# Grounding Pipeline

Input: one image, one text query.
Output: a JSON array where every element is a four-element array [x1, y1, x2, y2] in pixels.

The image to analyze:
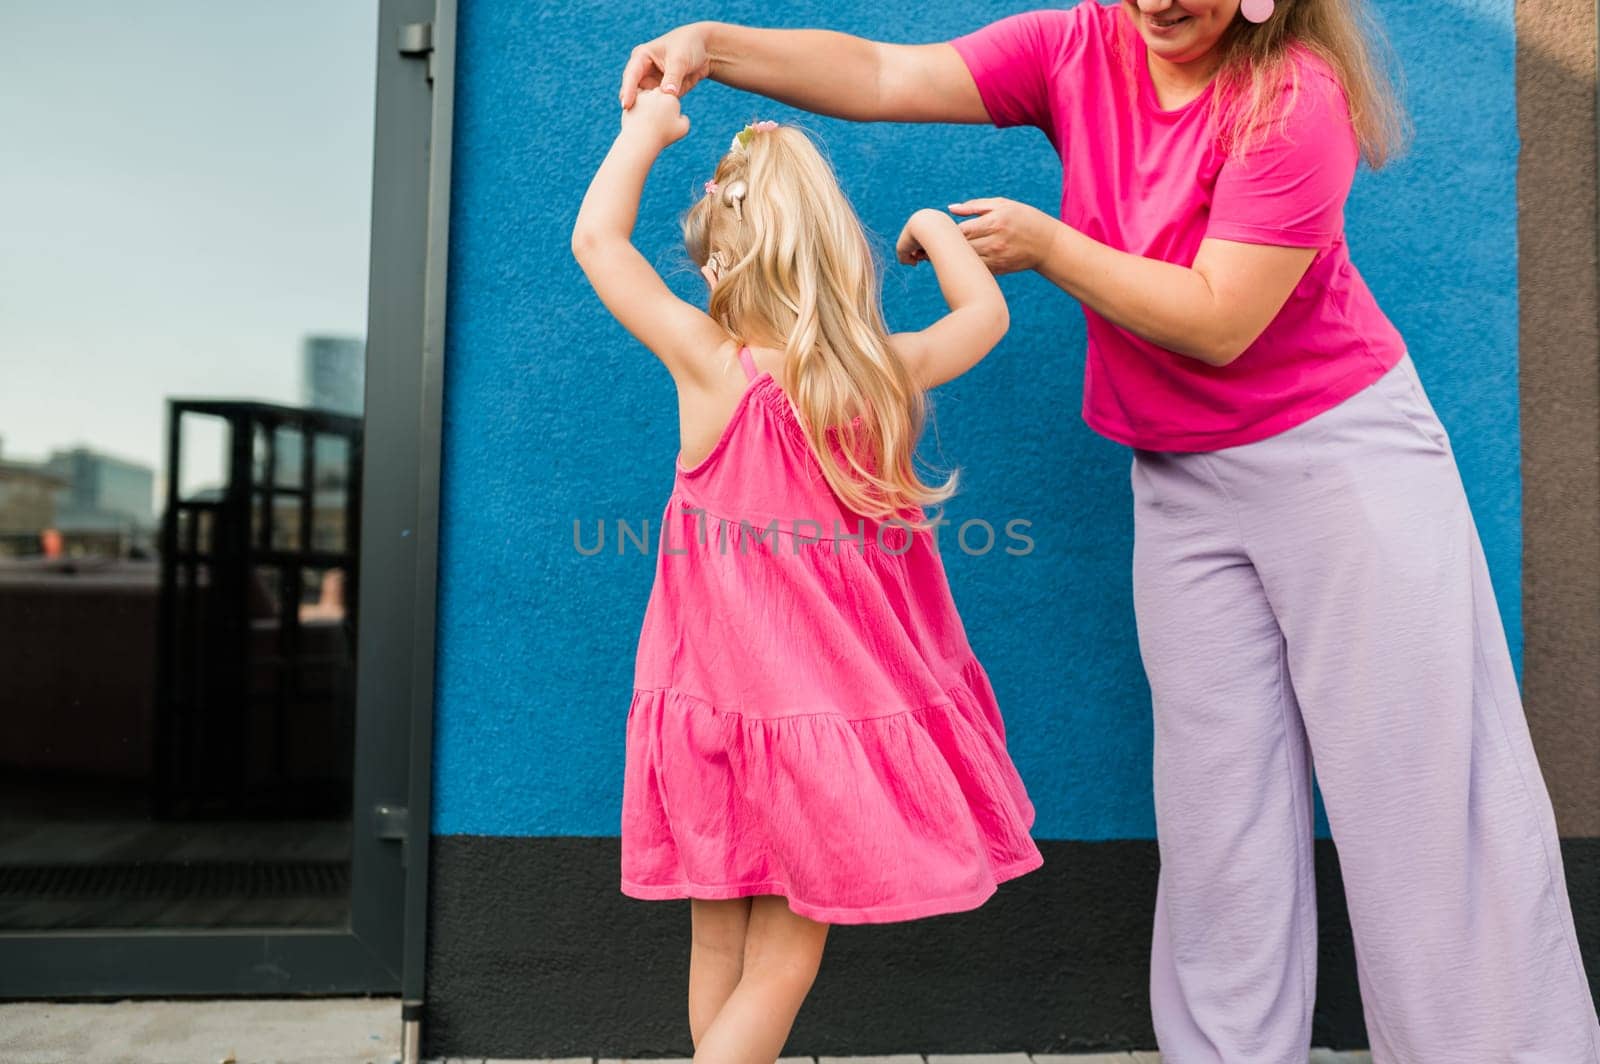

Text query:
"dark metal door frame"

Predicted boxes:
[[0, 0, 452, 999]]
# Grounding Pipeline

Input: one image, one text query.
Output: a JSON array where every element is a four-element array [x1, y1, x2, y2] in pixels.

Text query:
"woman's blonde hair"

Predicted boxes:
[[682, 123, 955, 525], [1116, 0, 1411, 167]]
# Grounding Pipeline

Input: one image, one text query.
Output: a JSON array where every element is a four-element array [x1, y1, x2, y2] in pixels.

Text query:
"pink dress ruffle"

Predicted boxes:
[[621, 346, 1043, 924]]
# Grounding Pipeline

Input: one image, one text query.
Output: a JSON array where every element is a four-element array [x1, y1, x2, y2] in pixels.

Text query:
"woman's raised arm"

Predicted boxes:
[[618, 21, 990, 125]]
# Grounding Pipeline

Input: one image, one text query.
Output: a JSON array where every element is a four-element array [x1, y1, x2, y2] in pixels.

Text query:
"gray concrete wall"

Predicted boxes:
[[1518, 0, 1600, 837]]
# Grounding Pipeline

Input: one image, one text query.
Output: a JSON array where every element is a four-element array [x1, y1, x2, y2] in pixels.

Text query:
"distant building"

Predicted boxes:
[[0, 446, 162, 558], [0, 457, 67, 557], [299, 337, 363, 518], [45, 447, 156, 531], [19, 444, 159, 556], [300, 335, 365, 417]]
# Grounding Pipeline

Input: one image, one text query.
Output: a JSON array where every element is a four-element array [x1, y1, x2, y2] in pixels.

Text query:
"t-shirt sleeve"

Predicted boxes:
[[1206, 70, 1359, 248], [948, 5, 1088, 131]]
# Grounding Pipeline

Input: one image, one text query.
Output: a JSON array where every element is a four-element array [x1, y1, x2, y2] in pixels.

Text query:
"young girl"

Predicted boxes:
[[571, 89, 1042, 1063]]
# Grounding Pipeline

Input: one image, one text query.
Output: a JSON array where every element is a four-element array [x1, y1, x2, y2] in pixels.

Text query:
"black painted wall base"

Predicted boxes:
[[424, 836, 1600, 1059]]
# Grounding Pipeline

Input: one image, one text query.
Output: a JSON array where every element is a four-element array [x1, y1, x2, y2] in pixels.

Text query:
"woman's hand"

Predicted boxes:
[[895, 208, 958, 266], [619, 88, 691, 151], [948, 197, 1063, 276], [620, 23, 713, 108]]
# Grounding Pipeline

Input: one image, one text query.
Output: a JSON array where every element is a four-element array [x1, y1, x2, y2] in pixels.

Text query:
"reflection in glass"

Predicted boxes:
[[274, 425, 304, 490], [178, 413, 230, 504], [0, 3, 377, 932], [273, 491, 303, 550]]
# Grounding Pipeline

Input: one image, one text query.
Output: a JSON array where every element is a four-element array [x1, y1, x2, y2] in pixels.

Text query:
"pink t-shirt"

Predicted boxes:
[[949, 0, 1407, 451]]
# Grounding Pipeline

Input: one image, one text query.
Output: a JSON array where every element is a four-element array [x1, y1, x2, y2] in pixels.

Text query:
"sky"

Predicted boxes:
[[0, 2, 378, 500]]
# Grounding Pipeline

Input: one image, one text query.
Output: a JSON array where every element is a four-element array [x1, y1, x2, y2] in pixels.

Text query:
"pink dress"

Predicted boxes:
[[621, 345, 1043, 924]]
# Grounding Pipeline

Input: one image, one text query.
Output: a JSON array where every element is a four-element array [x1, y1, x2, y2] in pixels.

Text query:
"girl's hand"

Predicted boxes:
[[620, 23, 712, 108], [620, 88, 691, 151], [895, 208, 956, 266], [948, 197, 1062, 276]]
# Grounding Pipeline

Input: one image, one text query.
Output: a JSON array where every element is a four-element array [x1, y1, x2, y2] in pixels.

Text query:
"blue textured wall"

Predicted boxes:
[[433, 0, 1519, 840]]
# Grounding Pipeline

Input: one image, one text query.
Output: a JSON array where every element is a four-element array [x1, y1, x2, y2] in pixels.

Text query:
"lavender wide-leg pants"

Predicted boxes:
[[1131, 353, 1600, 1064]]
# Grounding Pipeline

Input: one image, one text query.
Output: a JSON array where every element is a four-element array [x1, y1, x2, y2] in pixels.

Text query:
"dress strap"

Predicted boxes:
[[736, 345, 759, 382]]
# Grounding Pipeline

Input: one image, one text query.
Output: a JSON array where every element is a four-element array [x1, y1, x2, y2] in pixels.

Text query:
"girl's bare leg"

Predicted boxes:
[[692, 895, 829, 1064], [688, 897, 753, 1048]]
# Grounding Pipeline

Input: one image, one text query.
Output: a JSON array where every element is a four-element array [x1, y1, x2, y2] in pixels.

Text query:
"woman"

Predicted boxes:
[[617, 1, 1600, 1061]]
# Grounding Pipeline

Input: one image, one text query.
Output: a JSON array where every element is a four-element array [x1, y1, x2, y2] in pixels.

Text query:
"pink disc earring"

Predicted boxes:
[[1241, 0, 1275, 22]]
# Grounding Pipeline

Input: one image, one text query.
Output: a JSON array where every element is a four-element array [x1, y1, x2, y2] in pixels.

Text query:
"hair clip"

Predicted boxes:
[[703, 180, 720, 196], [723, 178, 748, 221], [731, 120, 780, 152]]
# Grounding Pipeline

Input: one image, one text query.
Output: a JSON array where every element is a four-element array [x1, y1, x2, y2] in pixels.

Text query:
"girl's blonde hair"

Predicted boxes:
[[682, 124, 955, 525], [1115, 0, 1411, 167]]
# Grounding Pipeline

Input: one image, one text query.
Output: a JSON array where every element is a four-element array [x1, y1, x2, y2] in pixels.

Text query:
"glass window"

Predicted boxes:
[[0, 2, 377, 932]]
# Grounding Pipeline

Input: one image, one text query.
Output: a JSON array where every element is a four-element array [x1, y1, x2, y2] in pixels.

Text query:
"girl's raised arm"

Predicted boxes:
[[889, 208, 1010, 390], [571, 90, 727, 386]]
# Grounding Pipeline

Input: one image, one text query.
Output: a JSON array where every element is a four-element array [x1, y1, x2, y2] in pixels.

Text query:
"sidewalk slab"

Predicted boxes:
[[0, 996, 1379, 1064], [480, 1055, 1372, 1063], [0, 997, 399, 1064]]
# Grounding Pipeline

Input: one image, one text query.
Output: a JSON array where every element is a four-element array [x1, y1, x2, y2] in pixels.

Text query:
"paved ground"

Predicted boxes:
[[443, 1055, 1372, 1064], [434, 1056, 1372, 1064], [2, 998, 398, 1064], [0, 998, 1372, 1064]]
